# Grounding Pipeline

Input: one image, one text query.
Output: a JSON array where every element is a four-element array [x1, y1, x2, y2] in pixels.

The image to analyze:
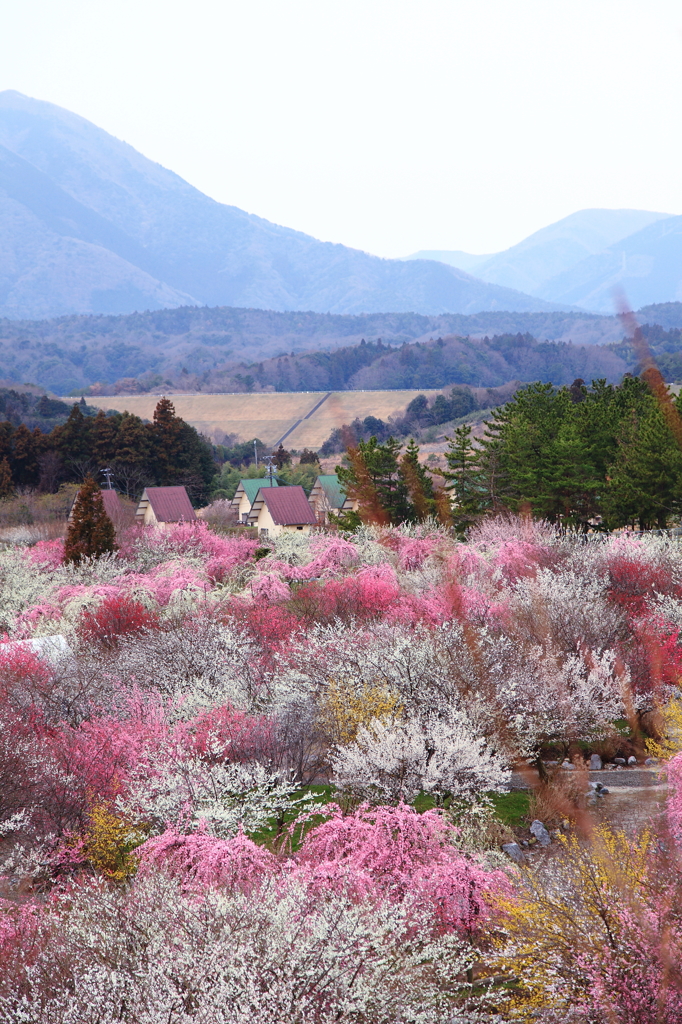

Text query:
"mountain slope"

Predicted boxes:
[[535, 216, 682, 312], [472, 209, 670, 295], [0, 90, 562, 319], [402, 249, 493, 272]]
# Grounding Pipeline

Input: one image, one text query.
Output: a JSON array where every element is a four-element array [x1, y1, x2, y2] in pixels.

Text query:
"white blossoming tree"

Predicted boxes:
[[331, 709, 510, 804]]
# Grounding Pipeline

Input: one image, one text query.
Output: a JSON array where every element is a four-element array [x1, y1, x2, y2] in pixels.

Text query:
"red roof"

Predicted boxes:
[[258, 486, 317, 525], [100, 490, 122, 519], [144, 486, 197, 523]]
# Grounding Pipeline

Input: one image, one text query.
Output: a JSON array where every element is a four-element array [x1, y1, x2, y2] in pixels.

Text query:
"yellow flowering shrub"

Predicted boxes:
[[321, 678, 402, 745], [646, 695, 682, 761], [491, 825, 653, 1021], [80, 803, 147, 881]]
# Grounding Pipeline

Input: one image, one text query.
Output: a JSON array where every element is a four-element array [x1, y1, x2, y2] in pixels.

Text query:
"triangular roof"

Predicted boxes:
[[69, 486, 122, 522], [311, 474, 345, 510], [139, 486, 196, 523], [100, 489, 123, 520], [235, 477, 279, 508], [249, 485, 317, 526]]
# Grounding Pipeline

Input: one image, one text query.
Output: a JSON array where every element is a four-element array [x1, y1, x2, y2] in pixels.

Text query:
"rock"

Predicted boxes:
[[599, 786, 609, 795], [521, 840, 529, 847], [544, 760, 559, 767], [645, 757, 657, 766], [589, 754, 603, 770], [529, 820, 551, 847], [562, 761, 576, 771], [502, 842, 526, 864], [614, 757, 626, 765], [628, 756, 637, 765], [587, 781, 598, 791], [561, 819, 570, 830]]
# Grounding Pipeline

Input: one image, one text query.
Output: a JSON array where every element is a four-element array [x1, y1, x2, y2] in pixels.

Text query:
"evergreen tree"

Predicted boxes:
[[274, 444, 292, 469], [63, 477, 117, 565], [399, 438, 436, 521], [11, 424, 42, 487], [299, 448, 320, 465], [53, 405, 93, 463], [0, 457, 14, 498], [150, 398, 185, 484], [337, 436, 413, 525], [441, 424, 486, 534], [603, 405, 682, 530], [92, 409, 118, 464]]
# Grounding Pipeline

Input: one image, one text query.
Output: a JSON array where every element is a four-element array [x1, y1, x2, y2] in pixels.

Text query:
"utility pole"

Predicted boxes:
[[262, 455, 277, 485], [254, 440, 258, 467], [101, 467, 114, 490]]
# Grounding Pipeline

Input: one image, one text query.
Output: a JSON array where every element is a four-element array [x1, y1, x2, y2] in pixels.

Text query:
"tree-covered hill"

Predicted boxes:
[[3, 302, 682, 396]]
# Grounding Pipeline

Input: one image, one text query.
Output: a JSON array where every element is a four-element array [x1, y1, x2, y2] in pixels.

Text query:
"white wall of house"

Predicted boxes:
[[252, 504, 312, 539], [237, 490, 252, 522]]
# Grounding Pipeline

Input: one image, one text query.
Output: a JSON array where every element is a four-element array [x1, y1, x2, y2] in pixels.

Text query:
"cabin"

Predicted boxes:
[[308, 473, 346, 524], [230, 477, 279, 524], [135, 486, 197, 529], [247, 485, 317, 539], [69, 487, 122, 524]]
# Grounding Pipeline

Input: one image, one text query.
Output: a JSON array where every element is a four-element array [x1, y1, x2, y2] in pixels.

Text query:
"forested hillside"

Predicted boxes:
[[2, 302, 682, 397], [0, 305, 622, 396], [0, 398, 215, 503]]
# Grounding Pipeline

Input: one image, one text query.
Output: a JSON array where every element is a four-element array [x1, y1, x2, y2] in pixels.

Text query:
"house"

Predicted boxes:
[[247, 485, 317, 538], [135, 486, 197, 529], [69, 487, 122, 523], [231, 477, 279, 524], [308, 473, 346, 524]]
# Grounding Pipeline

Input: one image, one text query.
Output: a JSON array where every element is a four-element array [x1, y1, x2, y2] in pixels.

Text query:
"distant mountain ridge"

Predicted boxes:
[[1, 301, 680, 397], [0, 90, 563, 320], [404, 209, 681, 312]]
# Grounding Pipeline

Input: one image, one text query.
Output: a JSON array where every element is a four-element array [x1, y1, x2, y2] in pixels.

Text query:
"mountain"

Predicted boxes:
[[404, 210, 671, 300], [402, 250, 493, 273], [465, 209, 670, 295], [534, 216, 682, 312], [0, 90, 563, 320]]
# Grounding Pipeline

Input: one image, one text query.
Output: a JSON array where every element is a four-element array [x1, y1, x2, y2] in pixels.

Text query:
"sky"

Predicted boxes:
[[1, 0, 682, 259]]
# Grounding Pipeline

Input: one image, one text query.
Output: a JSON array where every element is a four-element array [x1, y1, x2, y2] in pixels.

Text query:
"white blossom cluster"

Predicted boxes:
[[0, 873, 485, 1024]]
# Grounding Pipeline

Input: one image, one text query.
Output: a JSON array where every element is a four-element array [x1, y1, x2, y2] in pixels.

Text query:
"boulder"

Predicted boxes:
[[614, 757, 626, 765], [562, 761, 576, 771], [529, 820, 551, 847], [628, 756, 637, 765], [589, 754, 602, 770], [502, 842, 526, 865]]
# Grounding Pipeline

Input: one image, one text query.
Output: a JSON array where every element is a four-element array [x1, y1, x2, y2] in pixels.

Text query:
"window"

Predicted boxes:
[[297, 526, 303, 530], [260, 528, 269, 539]]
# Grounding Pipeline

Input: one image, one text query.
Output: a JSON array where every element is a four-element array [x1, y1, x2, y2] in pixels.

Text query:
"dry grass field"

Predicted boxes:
[[89, 390, 446, 449]]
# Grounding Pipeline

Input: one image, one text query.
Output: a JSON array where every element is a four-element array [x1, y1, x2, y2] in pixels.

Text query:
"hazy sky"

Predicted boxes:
[[1, 0, 682, 258]]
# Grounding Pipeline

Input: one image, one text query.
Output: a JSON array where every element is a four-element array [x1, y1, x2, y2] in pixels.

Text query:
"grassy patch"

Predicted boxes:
[[249, 785, 335, 850], [488, 791, 531, 829]]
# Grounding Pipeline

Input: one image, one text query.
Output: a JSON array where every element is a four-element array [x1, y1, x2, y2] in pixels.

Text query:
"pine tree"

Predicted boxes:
[[0, 457, 13, 498], [399, 439, 436, 521], [441, 424, 487, 533], [150, 398, 184, 484], [337, 436, 414, 525], [63, 477, 117, 565], [11, 424, 42, 487], [274, 444, 292, 469]]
